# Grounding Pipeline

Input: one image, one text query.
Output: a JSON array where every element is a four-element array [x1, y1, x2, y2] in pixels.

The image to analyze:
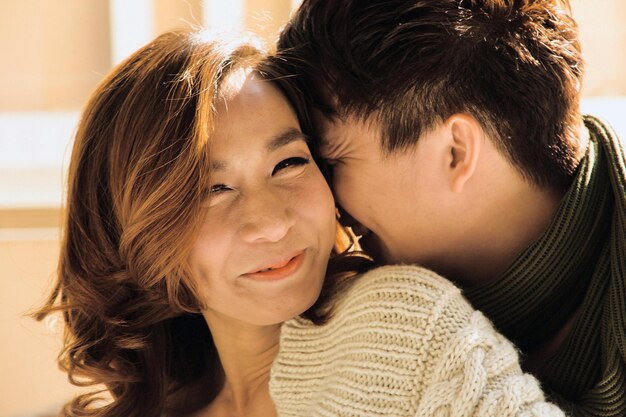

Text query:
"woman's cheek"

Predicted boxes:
[[299, 174, 336, 244]]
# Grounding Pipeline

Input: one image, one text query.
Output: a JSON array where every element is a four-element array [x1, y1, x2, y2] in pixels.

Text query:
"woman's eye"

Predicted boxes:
[[272, 157, 310, 175], [209, 184, 231, 194]]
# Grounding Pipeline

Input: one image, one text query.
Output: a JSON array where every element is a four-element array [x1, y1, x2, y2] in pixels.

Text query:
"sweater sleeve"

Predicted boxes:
[[271, 265, 565, 417], [415, 291, 564, 416], [396, 266, 565, 417]]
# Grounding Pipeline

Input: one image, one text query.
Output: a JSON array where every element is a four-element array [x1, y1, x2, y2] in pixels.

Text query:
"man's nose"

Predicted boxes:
[[239, 190, 295, 243]]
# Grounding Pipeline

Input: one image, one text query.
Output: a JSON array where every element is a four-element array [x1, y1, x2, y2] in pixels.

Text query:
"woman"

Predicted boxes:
[[36, 29, 564, 417]]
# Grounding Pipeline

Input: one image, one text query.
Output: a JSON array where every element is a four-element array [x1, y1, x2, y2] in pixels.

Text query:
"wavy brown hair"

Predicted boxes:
[[35, 29, 370, 417]]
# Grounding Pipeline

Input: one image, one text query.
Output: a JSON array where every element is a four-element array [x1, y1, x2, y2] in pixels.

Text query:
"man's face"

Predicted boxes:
[[315, 112, 454, 266]]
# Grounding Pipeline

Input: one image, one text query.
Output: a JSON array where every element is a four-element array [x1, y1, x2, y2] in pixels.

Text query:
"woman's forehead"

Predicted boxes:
[[218, 67, 256, 101]]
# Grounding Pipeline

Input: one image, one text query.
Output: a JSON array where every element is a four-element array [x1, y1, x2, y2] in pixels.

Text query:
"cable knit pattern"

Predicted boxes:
[[270, 265, 565, 416]]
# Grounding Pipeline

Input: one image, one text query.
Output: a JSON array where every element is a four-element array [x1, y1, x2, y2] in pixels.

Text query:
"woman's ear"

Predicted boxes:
[[445, 114, 483, 193]]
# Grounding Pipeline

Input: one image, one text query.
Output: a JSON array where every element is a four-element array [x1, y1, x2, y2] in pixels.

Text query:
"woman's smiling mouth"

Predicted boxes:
[[242, 250, 306, 281]]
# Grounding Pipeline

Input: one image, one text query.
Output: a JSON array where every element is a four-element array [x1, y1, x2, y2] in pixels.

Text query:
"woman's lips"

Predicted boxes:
[[242, 251, 306, 281]]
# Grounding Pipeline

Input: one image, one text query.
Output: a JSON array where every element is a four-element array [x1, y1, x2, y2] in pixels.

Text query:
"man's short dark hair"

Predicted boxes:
[[271, 0, 585, 190]]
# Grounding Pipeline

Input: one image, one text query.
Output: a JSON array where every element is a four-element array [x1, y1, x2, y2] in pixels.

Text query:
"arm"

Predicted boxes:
[[271, 265, 565, 416], [414, 278, 564, 416]]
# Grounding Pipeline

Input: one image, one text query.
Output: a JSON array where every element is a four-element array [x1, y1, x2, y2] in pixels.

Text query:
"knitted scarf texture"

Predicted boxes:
[[464, 116, 626, 416]]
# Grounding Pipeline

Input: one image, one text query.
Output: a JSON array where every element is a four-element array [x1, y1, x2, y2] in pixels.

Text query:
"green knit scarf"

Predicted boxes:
[[464, 115, 626, 416]]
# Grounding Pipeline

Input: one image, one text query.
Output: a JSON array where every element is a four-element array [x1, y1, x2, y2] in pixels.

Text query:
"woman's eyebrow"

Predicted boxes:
[[267, 128, 309, 152], [210, 128, 309, 172], [211, 160, 227, 172]]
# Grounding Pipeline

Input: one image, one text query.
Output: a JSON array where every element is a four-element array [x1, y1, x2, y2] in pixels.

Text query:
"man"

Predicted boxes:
[[271, 0, 626, 415]]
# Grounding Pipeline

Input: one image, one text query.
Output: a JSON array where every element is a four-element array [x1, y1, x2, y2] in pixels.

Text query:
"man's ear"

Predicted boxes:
[[445, 114, 482, 193]]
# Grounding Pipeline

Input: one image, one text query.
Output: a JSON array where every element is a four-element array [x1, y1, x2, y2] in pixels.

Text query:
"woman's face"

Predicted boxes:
[[188, 70, 336, 327]]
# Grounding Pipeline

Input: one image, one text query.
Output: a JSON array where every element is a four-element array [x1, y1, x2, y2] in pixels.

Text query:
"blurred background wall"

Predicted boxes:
[[0, 1, 625, 415]]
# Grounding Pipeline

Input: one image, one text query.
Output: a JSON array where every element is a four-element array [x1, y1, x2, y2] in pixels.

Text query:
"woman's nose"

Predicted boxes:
[[239, 189, 295, 243]]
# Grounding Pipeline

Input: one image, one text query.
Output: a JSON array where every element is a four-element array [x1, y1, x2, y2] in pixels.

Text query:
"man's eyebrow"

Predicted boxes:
[[210, 128, 308, 172], [267, 128, 309, 152]]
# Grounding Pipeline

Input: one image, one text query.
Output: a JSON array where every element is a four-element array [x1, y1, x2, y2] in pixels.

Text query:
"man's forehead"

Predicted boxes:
[[318, 112, 379, 138], [313, 111, 384, 158]]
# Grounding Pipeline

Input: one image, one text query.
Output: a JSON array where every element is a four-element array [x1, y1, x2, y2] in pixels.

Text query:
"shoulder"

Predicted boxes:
[[274, 266, 563, 416], [278, 264, 487, 364], [345, 264, 462, 297], [282, 265, 476, 347], [334, 264, 472, 322], [284, 264, 475, 335]]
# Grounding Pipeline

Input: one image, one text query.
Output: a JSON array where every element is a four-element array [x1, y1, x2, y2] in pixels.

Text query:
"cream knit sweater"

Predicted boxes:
[[270, 265, 565, 416]]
